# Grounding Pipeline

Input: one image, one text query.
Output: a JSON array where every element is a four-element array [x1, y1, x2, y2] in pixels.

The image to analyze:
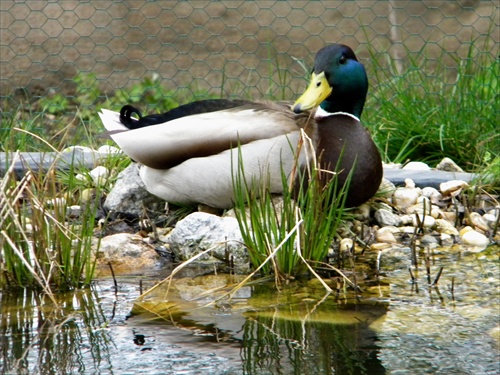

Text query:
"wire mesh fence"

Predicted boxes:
[[0, 1, 498, 139]]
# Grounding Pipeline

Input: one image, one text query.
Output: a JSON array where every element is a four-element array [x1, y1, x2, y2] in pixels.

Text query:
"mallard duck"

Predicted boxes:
[[99, 44, 382, 209]]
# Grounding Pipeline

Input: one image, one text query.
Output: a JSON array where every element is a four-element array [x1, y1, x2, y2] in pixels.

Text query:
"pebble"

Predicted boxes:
[[98, 145, 122, 155], [353, 204, 370, 221], [436, 157, 464, 172], [374, 208, 401, 227], [420, 234, 439, 245], [89, 166, 109, 186], [377, 178, 396, 198], [402, 161, 431, 170], [339, 238, 354, 252], [412, 214, 436, 228], [399, 214, 414, 225], [440, 180, 468, 197], [67, 205, 81, 219], [459, 226, 490, 249], [468, 212, 490, 232], [440, 233, 454, 246], [376, 227, 399, 243], [483, 213, 498, 228], [421, 186, 443, 204], [435, 219, 459, 235], [80, 188, 96, 203], [392, 186, 420, 210]]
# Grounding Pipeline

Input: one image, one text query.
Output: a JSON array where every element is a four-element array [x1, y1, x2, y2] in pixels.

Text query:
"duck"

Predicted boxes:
[[98, 44, 382, 209]]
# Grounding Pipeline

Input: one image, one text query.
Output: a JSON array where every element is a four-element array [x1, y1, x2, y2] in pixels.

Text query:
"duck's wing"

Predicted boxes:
[[98, 104, 302, 170]]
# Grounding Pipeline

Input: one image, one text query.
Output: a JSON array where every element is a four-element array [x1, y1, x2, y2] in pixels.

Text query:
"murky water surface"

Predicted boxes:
[[1, 245, 498, 374]]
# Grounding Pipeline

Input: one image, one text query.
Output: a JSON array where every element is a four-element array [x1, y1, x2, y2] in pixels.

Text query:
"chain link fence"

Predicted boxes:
[[0, 1, 498, 117]]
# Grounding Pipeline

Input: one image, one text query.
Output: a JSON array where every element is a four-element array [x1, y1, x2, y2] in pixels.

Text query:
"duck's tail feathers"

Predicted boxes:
[[98, 109, 128, 133]]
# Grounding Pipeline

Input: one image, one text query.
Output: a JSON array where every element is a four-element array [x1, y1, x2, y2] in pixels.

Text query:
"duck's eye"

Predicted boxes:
[[316, 81, 321, 87], [339, 55, 346, 64]]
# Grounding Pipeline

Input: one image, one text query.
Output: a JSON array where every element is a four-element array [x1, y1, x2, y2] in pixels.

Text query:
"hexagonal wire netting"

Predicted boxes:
[[0, 1, 498, 125]]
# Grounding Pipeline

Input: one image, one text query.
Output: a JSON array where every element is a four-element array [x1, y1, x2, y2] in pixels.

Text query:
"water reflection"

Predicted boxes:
[[241, 306, 386, 374], [0, 246, 498, 374], [0, 287, 113, 374], [131, 276, 389, 375]]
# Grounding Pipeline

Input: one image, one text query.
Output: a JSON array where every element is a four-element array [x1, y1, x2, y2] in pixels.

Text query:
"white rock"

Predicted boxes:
[[401, 226, 418, 234], [376, 226, 399, 243], [392, 186, 420, 210], [399, 214, 414, 225], [374, 208, 401, 227], [459, 226, 490, 250], [412, 214, 436, 228], [436, 157, 464, 172], [435, 219, 459, 235], [403, 161, 431, 171], [468, 212, 490, 232], [98, 145, 122, 155], [353, 204, 371, 221], [67, 205, 81, 219], [440, 180, 468, 197], [440, 233, 454, 246], [89, 166, 109, 186], [407, 203, 441, 219], [377, 178, 396, 198], [421, 187, 443, 204], [61, 145, 95, 154], [404, 178, 416, 188], [339, 238, 354, 252], [483, 213, 498, 228], [167, 212, 248, 268], [75, 173, 87, 182], [47, 197, 66, 207]]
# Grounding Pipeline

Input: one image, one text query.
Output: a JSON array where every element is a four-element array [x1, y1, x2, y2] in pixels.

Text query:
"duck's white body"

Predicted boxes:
[[98, 107, 312, 208]]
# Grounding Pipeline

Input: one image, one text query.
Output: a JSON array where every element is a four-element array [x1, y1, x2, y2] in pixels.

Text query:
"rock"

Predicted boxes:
[[420, 234, 438, 245], [421, 186, 443, 204], [166, 212, 248, 270], [459, 226, 490, 250], [440, 180, 468, 197], [467, 212, 490, 232], [435, 219, 460, 235], [104, 164, 165, 220], [439, 211, 457, 225], [483, 213, 498, 228], [339, 238, 354, 252], [403, 161, 431, 171], [440, 233, 454, 246], [436, 157, 464, 172], [392, 184, 420, 210], [353, 203, 371, 221], [94, 233, 160, 275], [376, 226, 399, 243], [375, 208, 402, 227], [98, 145, 122, 155], [377, 178, 396, 198], [407, 202, 442, 219], [412, 213, 436, 229], [399, 214, 414, 225], [89, 166, 109, 186], [67, 205, 81, 219], [404, 178, 417, 189]]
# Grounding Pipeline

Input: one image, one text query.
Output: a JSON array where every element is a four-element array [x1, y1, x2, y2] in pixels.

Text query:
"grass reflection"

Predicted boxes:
[[0, 286, 113, 374]]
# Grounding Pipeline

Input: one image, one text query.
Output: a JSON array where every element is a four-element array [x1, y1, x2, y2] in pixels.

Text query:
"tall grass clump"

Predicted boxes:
[[0, 150, 102, 292], [365, 41, 498, 176], [232, 132, 350, 281]]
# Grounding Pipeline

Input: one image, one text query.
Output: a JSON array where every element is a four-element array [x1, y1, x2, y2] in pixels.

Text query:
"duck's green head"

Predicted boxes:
[[292, 44, 368, 119]]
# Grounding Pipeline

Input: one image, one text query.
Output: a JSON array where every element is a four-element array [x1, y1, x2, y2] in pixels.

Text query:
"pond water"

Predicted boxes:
[[0, 245, 498, 375]]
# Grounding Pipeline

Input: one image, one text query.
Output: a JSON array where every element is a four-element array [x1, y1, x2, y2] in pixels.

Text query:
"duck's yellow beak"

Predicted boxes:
[[291, 71, 332, 113]]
